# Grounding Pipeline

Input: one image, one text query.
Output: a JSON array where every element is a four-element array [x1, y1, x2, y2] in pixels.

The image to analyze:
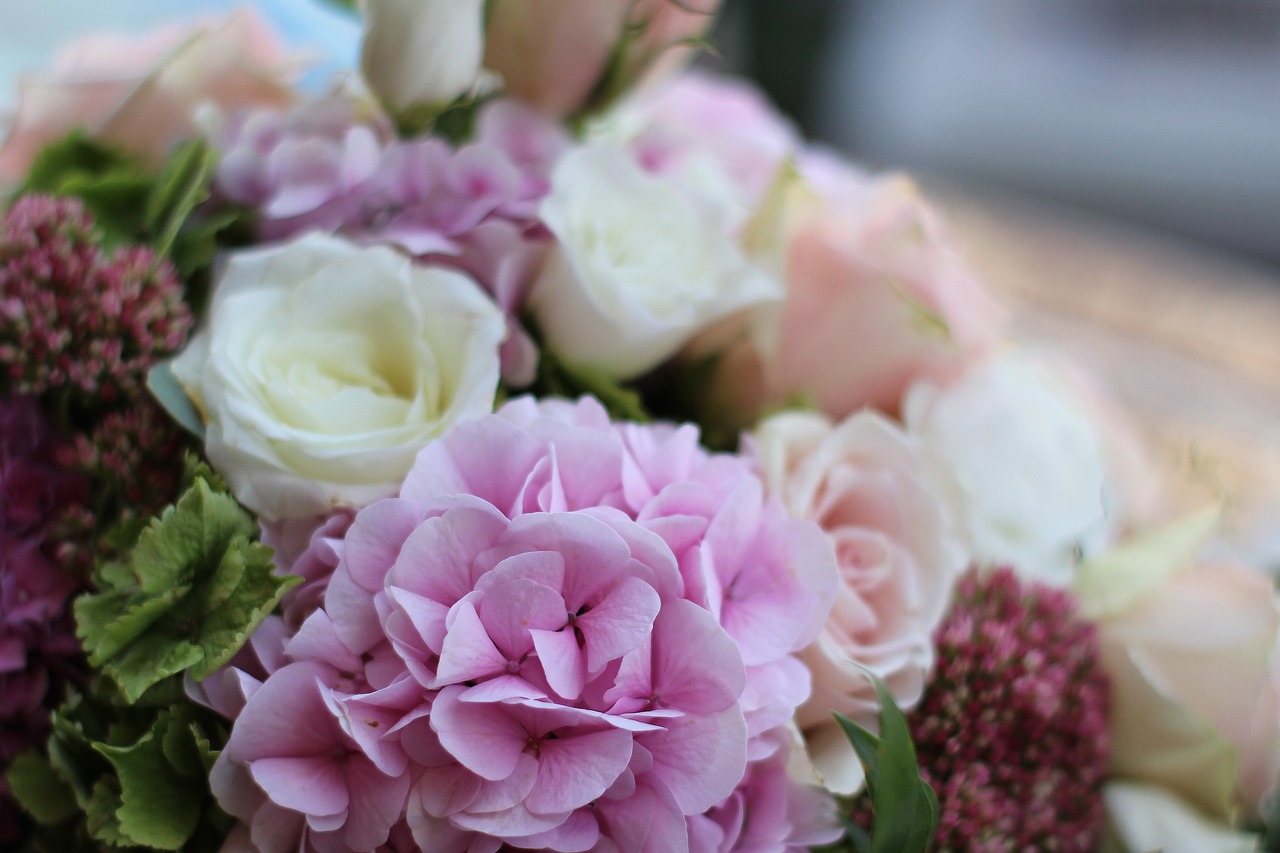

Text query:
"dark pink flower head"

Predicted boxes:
[[209, 397, 838, 851], [0, 196, 192, 403], [902, 567, 1110, 852]]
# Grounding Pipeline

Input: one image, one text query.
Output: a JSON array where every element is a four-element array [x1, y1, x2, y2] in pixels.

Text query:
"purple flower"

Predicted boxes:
[[0, 398, 87, 841], [205, 397, 838, 851], [213, 98, 572, 387]]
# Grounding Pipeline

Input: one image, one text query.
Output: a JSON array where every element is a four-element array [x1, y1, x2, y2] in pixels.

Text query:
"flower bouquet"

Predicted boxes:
[[1, 2, 1277, 852]]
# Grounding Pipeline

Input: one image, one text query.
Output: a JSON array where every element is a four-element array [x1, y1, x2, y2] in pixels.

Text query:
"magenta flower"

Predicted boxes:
[[900, 567, 1110, 852], [0, 196, 192, 403], [206, 397, 837, 851]]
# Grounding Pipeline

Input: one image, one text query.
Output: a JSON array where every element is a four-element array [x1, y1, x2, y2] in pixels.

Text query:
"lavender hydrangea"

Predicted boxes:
[[214, 97, 572, 386]]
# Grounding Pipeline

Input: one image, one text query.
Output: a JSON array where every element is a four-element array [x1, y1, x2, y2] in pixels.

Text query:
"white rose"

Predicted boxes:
[[530, 144, 781, 380], [358, 0, 485, 113], [171, 232, 505, 520], [904, 351, 1110, 585]]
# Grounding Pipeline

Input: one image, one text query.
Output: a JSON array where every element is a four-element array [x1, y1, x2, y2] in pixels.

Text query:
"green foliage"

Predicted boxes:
[[533, 348, 652, 424], [147, 363, 206, 441], [9, 683, 234, 852], [18, 133, 246, 304], [22, 133, 153, 247], [833, 677, 939, 853], [74, 474, 299, 703]]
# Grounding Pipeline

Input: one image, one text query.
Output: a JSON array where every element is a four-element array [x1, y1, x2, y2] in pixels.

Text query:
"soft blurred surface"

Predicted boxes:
[[0, 0, 360, 109]]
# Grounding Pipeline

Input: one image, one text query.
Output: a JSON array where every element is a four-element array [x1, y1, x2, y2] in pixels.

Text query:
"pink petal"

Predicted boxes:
[[639, 706, 748, 814], [478, 577, 568, 660], [577, 577, 661, 673], [431, 686, 527, 781], [434, 598, 510, 688], [249, 755, 348, 817], [389, 504, 510, 605], [468, 752, 539, 812], [526, 728, 633, 814], [343, 498, 432, 591], [341, 756, 411, 850], [530, 627, 587, 701], [509, 808, 601, 852], [412, 765, 481, 818], [225, 662, 339, 762], [650, 600, 746, 714]]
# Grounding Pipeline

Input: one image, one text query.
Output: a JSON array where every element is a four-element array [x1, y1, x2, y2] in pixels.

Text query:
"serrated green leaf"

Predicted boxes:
[[73, 475, 293, 702], [130, 479, 256, 594], [187, 540, 298, 681], [7, 750, 79, 825], [93, 709, 204, 849], [84, 776, 126, 845], [147, 362, 206, 440], [107, 635, 205, 704], [77, 585, 189, 666]]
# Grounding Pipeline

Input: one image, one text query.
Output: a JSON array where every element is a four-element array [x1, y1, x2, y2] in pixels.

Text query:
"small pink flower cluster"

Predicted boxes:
[[200, 397, 841, 852], [0, 196, 192, 404], [906, 568, 1110, 852], [215, 98, 572, 385], [0, 398, 86, 844]]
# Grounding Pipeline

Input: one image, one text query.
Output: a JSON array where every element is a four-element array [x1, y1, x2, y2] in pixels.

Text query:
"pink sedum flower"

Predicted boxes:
[[207, 397, 837, 852]]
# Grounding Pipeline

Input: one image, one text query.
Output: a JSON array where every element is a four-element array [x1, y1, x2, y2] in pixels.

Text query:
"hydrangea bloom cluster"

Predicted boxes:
[[0, 196, 192, 403], [203, 397, 840, 852], [215, 98, 572, 385], [904, 567, 1110, 851], [0, 398, 87, 843]]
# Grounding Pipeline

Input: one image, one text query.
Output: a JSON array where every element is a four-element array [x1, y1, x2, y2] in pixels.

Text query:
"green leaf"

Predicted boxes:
[[7, 750, 79, 825], [535, 349, 651, 423], [1074, 502, 1221, 621], [93, 708, 205, 850], [74, 476, 298, 702], [145, 139, 217, 261], [21, 133, 152, 246], [834, 676, 939, 853], [84, 776, 126, 845], [147, 362, 206, 441]]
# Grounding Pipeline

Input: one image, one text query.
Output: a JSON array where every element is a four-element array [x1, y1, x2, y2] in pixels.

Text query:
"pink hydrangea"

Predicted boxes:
[[204, 397, 838, 852]]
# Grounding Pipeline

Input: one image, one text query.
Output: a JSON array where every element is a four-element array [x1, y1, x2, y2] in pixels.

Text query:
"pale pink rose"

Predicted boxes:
[[1102, 559, 1280, 822], [0, 10, 296, 182], [703, 159, 1003, 430], [753, 410, 966, 793], [484, 0, 720, 118]]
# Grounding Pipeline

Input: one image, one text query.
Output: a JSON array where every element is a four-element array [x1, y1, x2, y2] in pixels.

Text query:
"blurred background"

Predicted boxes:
[[1, 0, 1278, 556]]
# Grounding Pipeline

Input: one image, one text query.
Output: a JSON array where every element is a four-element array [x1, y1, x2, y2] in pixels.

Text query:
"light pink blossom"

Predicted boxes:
[[206, 397, 837, 851]]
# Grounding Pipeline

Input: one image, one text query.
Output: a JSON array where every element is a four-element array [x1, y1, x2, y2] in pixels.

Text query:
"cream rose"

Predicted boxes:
[[530, 144, 780, 379], [1096, 557, 1280, 823], [170, 232, 505, 520], [905, 351, 1110, 585], [755, 410, 966, 793], [0, 9, 295, 183], [358, 0, 485, 115]]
